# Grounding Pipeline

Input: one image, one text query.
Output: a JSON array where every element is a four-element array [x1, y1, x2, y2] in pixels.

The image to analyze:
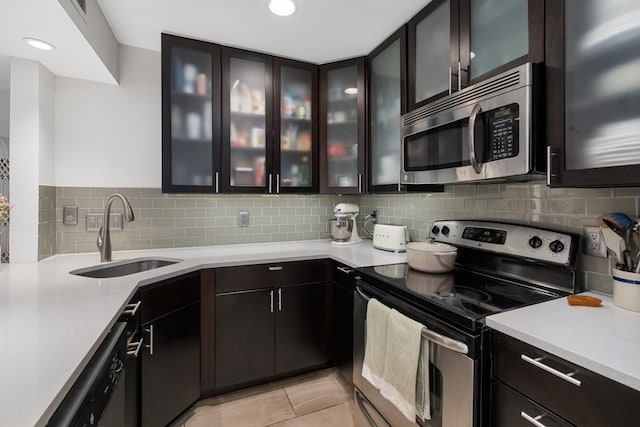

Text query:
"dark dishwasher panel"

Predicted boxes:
[[47, 322, 127, 427]]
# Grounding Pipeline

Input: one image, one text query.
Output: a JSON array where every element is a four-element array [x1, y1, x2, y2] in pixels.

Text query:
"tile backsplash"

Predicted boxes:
[[42, 182, 640, 294]]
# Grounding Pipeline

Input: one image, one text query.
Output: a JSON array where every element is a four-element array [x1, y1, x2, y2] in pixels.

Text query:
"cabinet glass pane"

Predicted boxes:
[[565, 0, 640, 170], [326, 66, 358, 188], [470, 0, 528, 79], [415, 0, 450, 103], [170, 47, 213, 186], [371, 39, 401, 186], [229, 57, 267, 187], [280, 67, 313, 188]]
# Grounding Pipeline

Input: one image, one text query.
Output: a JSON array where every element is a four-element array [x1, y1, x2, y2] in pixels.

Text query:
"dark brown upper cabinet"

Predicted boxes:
[[546, 0, 640, 187], [162, 34, 222, 193], [407, 0, 544, 111], [273, 58, 319, 193], [367, 27, 407, 193], [220, 47, 274, 193], [319, 58, 367, 194]]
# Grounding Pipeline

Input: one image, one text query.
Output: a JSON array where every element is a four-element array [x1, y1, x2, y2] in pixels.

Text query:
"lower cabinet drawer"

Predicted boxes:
[[492, 331, 640, 427], [494, 381, 574, 427], [216, 260, 328, 293]]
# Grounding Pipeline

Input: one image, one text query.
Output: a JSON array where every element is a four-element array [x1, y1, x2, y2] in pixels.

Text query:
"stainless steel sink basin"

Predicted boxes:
[[70, 258, 181, 278]]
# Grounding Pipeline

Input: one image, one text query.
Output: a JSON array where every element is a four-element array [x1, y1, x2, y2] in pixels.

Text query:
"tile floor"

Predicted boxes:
[[170, 368, 358, 427]]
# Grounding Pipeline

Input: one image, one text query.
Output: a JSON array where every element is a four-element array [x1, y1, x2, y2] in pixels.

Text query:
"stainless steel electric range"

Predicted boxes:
[[353, 220, 581, 427]]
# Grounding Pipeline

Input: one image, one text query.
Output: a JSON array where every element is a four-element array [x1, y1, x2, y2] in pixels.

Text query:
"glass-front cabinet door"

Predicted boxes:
[[408, 0, 460, 110], [320, 58, 366, 194], [547, 0, 640, 187], [221, 48, 273, 193], [274, 59, 318, 193], [464, 0, 543, 84], [162, 34, 221, 193], [369, 29, 405, 192]]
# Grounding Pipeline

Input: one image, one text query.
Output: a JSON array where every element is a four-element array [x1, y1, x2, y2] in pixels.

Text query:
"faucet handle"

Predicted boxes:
[[96, 226, 104, 249]]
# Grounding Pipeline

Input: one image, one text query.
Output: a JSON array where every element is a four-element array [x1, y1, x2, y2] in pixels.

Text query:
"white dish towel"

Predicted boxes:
[[361, 298, 390, 389], [379, 308, 425, 422]]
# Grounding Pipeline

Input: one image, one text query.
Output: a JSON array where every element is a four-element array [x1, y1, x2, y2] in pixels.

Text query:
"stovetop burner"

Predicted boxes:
[[357, 263, 566, 332]]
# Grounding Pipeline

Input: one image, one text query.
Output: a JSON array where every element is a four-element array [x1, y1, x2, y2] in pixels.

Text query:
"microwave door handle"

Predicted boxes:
[[468, 103, 483, 174]]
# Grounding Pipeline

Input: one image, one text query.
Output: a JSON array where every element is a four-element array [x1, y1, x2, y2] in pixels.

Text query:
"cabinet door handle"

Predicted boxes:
[[268, 266, 283, 271], [270, 290, 274, 313], [337, 266, 354, 274], [358, 174, 363, 193], [276, 173, 280, 194], [520, 411, 549, 427], [268, 173, 273, 193], [448, 66, 452, 95], [521, 354, 581, 387], [145, 325, 154, 356], [546, 146, 557, 186], [458, 61, 462, 91], [277, 288, 282, 311], [127, 337, 144, 358], [122, 300, 141, 316], [215, 171, 219, 193]]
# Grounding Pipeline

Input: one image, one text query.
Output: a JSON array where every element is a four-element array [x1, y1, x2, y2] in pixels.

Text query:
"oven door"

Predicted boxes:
[[353, 282, 477, 427]]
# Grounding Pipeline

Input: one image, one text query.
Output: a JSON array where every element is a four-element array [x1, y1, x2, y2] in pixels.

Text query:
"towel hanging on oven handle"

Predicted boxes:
[[356, 285, 469, 355]]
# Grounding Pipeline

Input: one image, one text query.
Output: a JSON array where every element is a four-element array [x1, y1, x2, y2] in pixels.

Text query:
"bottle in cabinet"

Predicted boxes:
[[320, 58, 366, 194], [162, 34, 221, 193]]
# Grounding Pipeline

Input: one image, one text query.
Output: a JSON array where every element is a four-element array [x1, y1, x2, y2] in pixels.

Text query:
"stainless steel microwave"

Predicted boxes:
[[401, 63, 545, 185]]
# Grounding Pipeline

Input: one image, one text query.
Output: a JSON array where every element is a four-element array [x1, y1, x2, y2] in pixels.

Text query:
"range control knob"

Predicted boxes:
[[549, 240, 565, 253], [431, 225, 440, 235], [528, 236, 543, 249], [441, 226, 450, 236]]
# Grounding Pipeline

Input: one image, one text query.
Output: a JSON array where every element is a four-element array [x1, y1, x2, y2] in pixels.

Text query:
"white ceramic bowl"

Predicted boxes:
[[406, 241, 457, 273]]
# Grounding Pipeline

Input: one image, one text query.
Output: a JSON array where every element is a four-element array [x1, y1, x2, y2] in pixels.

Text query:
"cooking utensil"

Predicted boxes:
[[406, 238, 457, 273], [600, 227, 624, 265]]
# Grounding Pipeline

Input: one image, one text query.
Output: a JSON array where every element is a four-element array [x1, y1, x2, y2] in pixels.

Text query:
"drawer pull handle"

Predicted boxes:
[[521, 354, 582, 387], [123, 300, 141, 316], [268, 266, 283, 271], [336, 266, 354, 274], [127, 338, 144, 358], [521, 411, 548, 427]]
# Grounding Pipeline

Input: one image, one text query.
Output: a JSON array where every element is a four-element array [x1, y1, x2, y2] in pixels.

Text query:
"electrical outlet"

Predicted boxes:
[[583, 226, 607, 257], [238, 211, 249, 227]]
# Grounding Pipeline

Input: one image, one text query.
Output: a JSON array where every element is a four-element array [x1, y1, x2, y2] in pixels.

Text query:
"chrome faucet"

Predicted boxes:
[[97, 193, 135, 262]]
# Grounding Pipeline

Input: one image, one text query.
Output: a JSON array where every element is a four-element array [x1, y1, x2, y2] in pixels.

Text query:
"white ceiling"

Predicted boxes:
[[97, 0, 430, 64], [0, 0, 430, 89], [0, 0, 117, 86]]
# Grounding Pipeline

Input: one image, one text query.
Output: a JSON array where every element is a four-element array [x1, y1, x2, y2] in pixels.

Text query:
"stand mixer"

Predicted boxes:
[[329, 203, 362, 246]]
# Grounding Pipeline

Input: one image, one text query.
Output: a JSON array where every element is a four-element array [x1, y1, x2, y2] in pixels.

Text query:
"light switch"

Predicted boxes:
[[238, 211, 249, 227], [63, 206, 78, 225]]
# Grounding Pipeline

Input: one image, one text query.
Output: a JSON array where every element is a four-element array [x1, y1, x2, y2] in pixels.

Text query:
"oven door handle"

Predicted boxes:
[[468, 103, 483, 174], [356, 285, 469, 355]]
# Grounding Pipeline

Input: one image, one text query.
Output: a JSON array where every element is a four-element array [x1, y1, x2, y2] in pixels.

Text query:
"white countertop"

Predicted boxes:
[[486, 291, 640, 392], [0, 239, 406, 427]]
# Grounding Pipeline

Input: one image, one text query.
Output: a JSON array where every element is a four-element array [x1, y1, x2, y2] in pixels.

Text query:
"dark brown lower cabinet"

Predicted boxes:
[[492, 331, 640, 427], [275, 282, 328, 373], [213, 261, 330, 390], [215, 289, 275, 388], [140, 274, 201, 427]]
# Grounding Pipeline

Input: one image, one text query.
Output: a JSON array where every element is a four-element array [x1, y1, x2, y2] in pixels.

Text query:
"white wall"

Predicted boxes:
[[55, 45, 161, 187], [0, 89, 9, 137], [9, 59, 56, 262]]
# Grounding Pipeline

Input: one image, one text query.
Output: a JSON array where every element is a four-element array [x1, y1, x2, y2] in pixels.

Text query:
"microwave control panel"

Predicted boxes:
[[487, 104, 519, 161]]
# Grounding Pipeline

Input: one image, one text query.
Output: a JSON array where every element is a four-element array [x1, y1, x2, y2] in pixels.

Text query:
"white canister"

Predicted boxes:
[[612, 268, 640, 312], [186, 113, 202, 139]]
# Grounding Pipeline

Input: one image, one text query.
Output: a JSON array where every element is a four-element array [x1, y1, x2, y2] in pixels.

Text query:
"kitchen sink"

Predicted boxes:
[[70, 258, 181, 278]]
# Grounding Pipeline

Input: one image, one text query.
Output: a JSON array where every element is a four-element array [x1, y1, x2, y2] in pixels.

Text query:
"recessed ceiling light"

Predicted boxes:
[[23, 37, 55, 51], [268, 0, 297, 17], [344, 87, 358, 95]]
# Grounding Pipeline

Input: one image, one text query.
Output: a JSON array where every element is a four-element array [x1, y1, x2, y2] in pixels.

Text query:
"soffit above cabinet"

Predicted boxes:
[[97, 0, 430, 64]]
